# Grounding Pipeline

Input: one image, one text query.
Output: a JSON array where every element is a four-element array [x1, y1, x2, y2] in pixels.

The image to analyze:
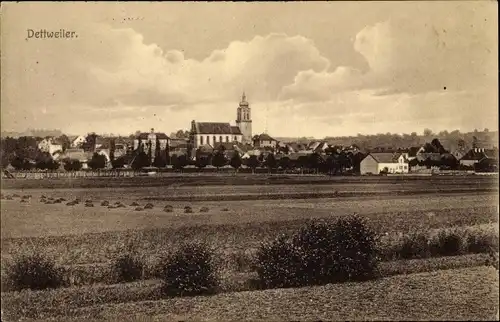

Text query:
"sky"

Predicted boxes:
[[1, 2, 498, 138]]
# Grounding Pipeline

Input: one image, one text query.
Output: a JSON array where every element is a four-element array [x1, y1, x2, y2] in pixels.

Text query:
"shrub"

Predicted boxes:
[[135, 207, 143, 211], [255, 234, 303, 289], [159, 242, 219, 297], [101, 200, 110, 206], [466, 231, 498, 254], [85, 203, 94, 207], [200, 206, 209, 213], [112, 254, 144, 283], [144, 203, 154, 209], [221, 208, 230, 212], [430, 230, 464, 257], [295, 216, 378, 284], [396, 232, 431, 259], [130, 202, 140, 206], [184, 206, 193, 213], [66, 201, 77, 206], [108, 205, 116, 209], [164, 205, 174, 212], [4, 254, 63, 291], [255, 215, 378, 288]]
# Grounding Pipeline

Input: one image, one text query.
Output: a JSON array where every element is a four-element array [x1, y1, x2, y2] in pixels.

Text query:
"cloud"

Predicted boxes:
[[1, 3, 496, 137]]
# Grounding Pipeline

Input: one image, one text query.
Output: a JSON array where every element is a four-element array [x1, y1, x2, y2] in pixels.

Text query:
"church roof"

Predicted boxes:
[[194, 122, 242, 135], [231, 126, 242, 135]]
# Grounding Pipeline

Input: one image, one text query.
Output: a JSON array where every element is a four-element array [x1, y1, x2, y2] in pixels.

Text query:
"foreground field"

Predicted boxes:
[[3, 265, 497, 321], [1, 177, 498, 321]]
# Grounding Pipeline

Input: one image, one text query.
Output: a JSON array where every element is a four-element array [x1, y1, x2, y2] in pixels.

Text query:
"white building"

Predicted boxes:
[[360, 153, 409, 175], [38, 137, 63, 155], [133, 129, 170, 162], [69, 135, 87, 148], [189, 93, 251, 150]]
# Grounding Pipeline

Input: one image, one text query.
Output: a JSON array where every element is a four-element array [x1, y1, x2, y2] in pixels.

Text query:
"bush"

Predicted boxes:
[[112, 254, 144, 283], [135, 207, 143, 211], [255, 215, 378, 288], [159, 242, 219, 297], [144, 203, 154, 209], [430, 230, 464, 257], [200, 206, 209, 213], [221, 208, 230, 212], [255, 234, 303, 289], [164, 205, 174, 212], [466, 231, 498, 254], [396, 232, 431, 259], [184, 206, 193, 213], [130, 202, 140, 206], [4, 254, 63, 291], [101, 200, 110, 206]]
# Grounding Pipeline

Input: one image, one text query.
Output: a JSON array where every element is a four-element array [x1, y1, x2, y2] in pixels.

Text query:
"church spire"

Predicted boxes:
[[241, 91, 246, 103]]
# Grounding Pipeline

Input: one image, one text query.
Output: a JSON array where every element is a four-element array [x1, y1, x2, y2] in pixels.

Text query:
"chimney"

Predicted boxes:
[[150, 128, 154, 134]]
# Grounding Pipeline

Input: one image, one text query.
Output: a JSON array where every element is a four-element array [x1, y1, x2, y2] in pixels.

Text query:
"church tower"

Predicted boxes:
[[236, 92, 252, 144]]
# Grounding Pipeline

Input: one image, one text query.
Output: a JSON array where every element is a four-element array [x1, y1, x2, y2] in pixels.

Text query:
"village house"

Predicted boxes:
[[133, 129, 170, 163], [37, 137, 63, 156], [459, 147, 498, 167], [253, 133, 278, 148], [360, 152, 409, 175], [68, 135, 86, 148]]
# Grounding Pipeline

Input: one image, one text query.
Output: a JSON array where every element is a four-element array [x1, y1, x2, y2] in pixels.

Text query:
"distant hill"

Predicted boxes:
[[1, 129, 63, 138], [323, 130, 498, 152]]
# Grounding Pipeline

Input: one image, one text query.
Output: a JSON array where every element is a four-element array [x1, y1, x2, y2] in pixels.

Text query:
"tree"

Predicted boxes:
[[247, 155, 260, 174], [111, 157, 126, 169], [11, 156, 33, 170], [147, 140, 153, 167], [165, 144, 171, 166], [307, 153, 322, 174], [153, 138, 167, 168], [264, 153, 277, 173], [131, 152, 149, 170], [278, 156, 291, 172], [195, 155, 209, 170], [88, 153, 106, 170], [109, 139, 116, 162], [229, 151, 242, 172], [423, 128, 433, 137], [83, 133, 98, 152], [58, 135, 71, 152], [472, 136, 479, 149], [457, 139, 467, 150], [172, 154, 188, 171], [212, 150, 227, 170], [63, 159, 82, 171], [296, 156, 309, 174]]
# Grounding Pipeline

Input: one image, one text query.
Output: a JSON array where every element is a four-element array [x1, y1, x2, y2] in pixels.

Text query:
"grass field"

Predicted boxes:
[[2, 265, 498, 321], [1, 175, 498, 320]]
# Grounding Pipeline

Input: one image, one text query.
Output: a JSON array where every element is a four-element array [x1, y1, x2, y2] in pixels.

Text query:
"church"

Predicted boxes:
[[189, 92, 253, 149]]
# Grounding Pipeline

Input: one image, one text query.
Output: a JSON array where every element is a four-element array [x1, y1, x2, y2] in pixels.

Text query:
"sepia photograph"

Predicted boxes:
[[0, 1, 499, 321]]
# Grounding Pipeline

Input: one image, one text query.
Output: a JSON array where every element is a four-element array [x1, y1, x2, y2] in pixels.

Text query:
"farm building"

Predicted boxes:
[[459, 148, 498, 167], [360, 153, 409, 175]]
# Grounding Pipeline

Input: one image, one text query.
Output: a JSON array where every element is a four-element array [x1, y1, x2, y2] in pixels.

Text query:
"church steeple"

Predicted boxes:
[[236, 91, 252, 144]]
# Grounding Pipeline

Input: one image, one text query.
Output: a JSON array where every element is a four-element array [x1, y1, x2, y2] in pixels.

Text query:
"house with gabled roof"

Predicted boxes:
[[459, 147, 498, 167], [360, 152, 409, 175], [38, 137, 63, 156], [253, 133, 278, 148]]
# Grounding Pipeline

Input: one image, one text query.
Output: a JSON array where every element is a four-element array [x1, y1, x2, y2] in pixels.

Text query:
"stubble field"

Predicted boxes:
[[1, 175, 499, 320]]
